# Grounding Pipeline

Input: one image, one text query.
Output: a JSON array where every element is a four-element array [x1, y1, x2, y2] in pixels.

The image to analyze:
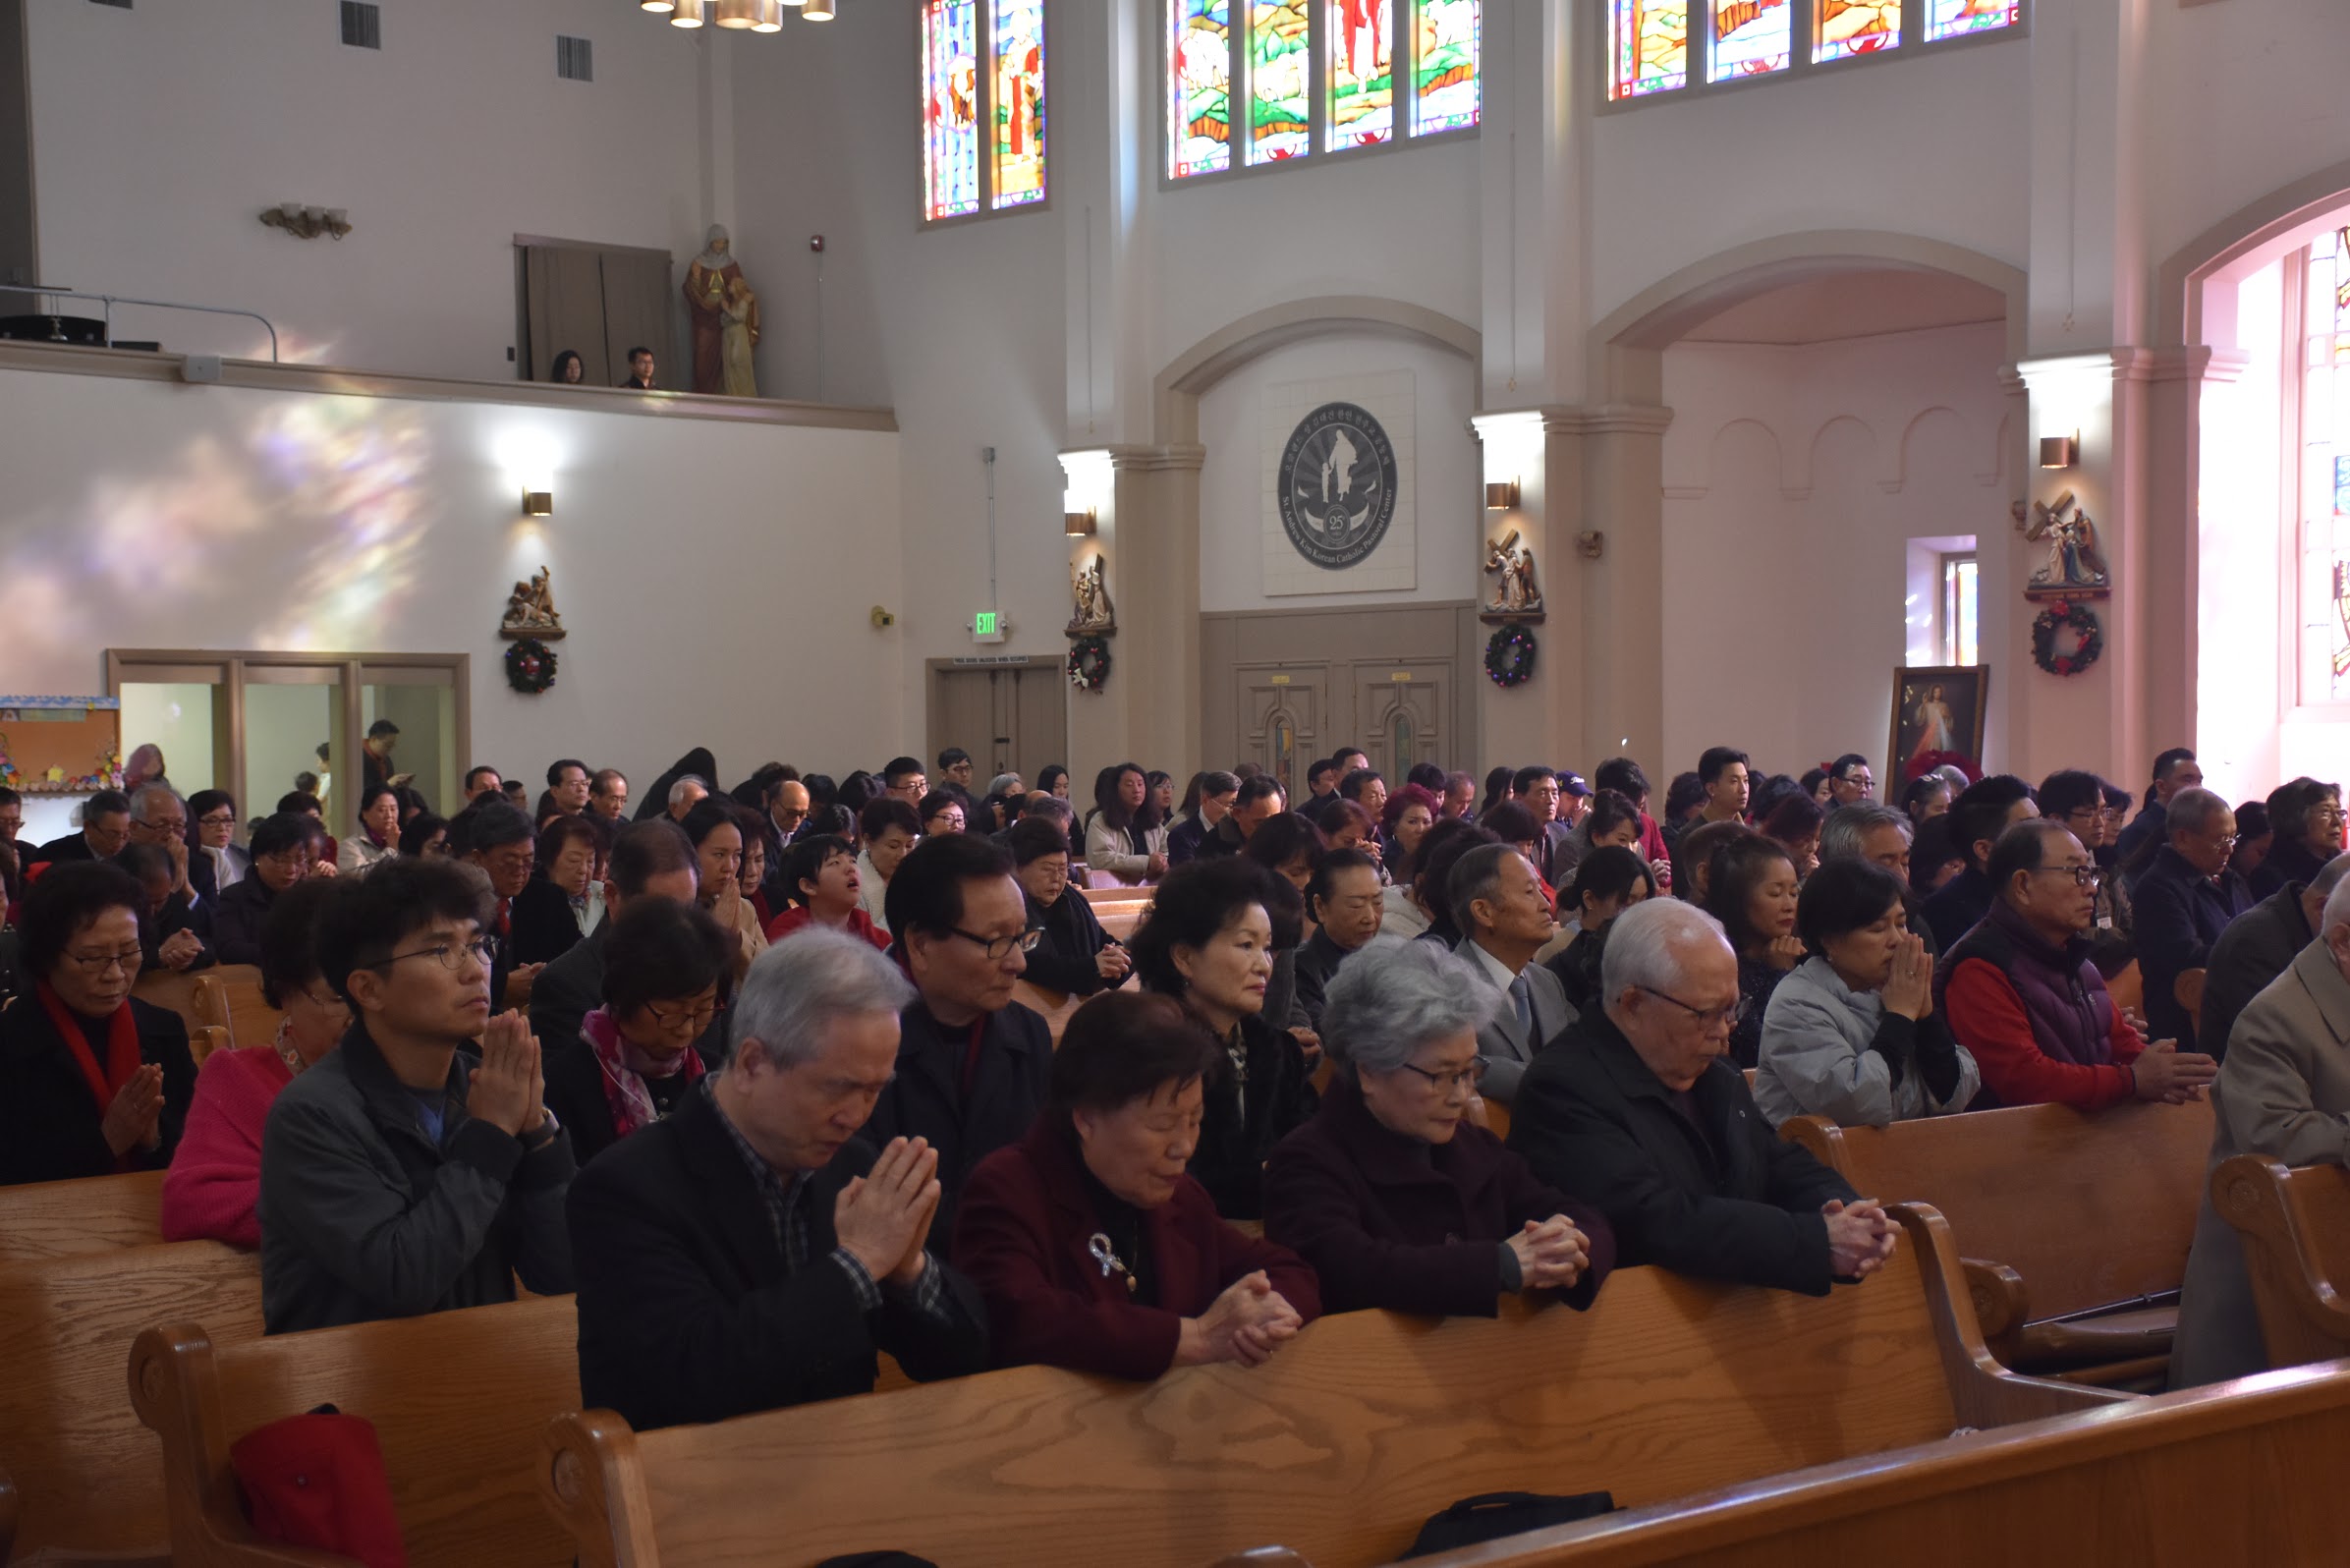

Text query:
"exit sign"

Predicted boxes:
[[972, 610, 1007, 644]]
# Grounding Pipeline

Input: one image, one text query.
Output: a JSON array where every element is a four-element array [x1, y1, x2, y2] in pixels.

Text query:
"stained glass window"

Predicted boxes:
[[1608, 0, 1688, 99], [1925, 0, 2020, 42], [1249, 0, 1310, 163], [1815, 0, 1898, 62], [1413, 0, 1480, 134], [1328, 0, 1395, 146], [2303, 229, 2350, 701], [992, 0, 1046, 208], [1709, 0, 1790, 82], [922, 0, 980, 220], [1170, 0, 1232, 178]]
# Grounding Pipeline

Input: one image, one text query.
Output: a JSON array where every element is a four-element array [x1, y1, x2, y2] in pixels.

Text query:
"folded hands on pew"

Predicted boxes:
[[837, 1135, 944, 1287], [2132, 1040, 2217, 1104], [467, 1011, 548, 1137], [1506, 1214, 1593, 1291], [1822, 1198, 1900, 1279], [1176, 1268, 1306, 1367], [103, 1062, 170, 1156]]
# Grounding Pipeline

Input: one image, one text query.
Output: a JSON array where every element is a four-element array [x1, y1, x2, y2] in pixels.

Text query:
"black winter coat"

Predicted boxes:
[[863, 995, 1053, 1237], [0, 994, 195, 1185]]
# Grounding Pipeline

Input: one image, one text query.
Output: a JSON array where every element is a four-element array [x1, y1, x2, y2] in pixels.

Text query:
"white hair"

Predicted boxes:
[[730, 924, 914, 1070], [1599, 898, 1733, 1007], [130, 783, 185, 823], [1320, 937, 1503, 1080], [1818, 804, 1911, 867], [2322, 874, 2350, 942], [2165, 787, 2231, 838], [668, 775, 711, 809]]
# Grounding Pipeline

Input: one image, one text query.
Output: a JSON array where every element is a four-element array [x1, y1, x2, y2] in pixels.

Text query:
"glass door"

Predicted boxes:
[[241, 664, 344, 823], [359, 662, 463, 819]]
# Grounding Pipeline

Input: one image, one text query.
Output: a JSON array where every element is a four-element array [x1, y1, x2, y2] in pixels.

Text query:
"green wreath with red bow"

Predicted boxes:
[[504, 637, 558, 695], [1484, 624, 1538, 689], [1067, 634, 1112, 693], [2031, 599, 2102, 678]]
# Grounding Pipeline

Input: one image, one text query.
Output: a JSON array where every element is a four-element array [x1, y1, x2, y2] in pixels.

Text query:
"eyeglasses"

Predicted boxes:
[[2034, 865, 2102, 887], [300, 985, 351, 1012], [63, 946, 143, 977], [1396, 1055, 1489, 1093], [1636, 985, 1749, 1030], [198, 812, 237, 826], [645, 996, 721, 1033], [948, 926, 1041, 962], [374, 936, 495, 973]]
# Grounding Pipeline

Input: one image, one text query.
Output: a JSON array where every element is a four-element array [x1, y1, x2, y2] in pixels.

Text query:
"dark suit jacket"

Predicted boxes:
[[1922, 867, 1992, 952], [211, 875, 279, 967], [1290, 926, 1356, 1032], [1507, 1011, 1857, 1295], [0, 994, 196, 1185], [530, 916, 608, 1051], [1263, 1076, 1612, 1316], [951, 1116, 1319, 1379], [865, 995, 1054, 1237], [509, 875, 586, 968], [2132, 847, 2256, 1053], [1188, 1010, 1315, 1220], [32, 832, 97, 866], [140, 887, 217, 975], [1021, 887, 1116, 996], [2200, 883, 2315, 1063], [2250, 838, 2338, 903], [568, 1085, 987, 1430]]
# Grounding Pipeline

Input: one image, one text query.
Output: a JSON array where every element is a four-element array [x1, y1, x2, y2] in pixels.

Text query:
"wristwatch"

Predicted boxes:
[[520, 1108, 561, 1151]]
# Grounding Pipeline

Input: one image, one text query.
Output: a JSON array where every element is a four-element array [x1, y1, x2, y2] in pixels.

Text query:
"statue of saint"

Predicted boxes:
[[1067, 554, 1116, 633], [685, 225, 750, 396], [721, 277, 761, 399], [502, 566, 564, 638]]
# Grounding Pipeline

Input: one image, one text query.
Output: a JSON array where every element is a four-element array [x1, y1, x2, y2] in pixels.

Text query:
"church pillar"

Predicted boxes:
[[1061, 443, 1204, 781]]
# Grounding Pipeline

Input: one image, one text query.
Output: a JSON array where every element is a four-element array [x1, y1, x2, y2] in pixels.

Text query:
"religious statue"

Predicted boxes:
[[501, 565, 566, 640], [1482, 530, 1544, 619], [720, 276, 761, 399], [2015, 490, 2110, 598], [1067, 553, 1116, 634], [685, 225, 756, 397]]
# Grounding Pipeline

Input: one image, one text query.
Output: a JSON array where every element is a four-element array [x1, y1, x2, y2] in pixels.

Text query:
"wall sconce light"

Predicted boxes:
[[1576, 530, 1605, 560], [2039, 434, 2078, 470], [259, 202, 353, 242], [1484, 480, 1520, 511], [1064, 509, 1097, 536], [522, 491, 554, 518]]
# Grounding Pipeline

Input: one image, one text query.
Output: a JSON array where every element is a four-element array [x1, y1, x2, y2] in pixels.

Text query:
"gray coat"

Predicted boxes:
[[258, 1025, 576, 1334], [1456, 937, 1576, 1104], [1753, 956, 1979, 1129], [2171, 940, 2350, 1388]]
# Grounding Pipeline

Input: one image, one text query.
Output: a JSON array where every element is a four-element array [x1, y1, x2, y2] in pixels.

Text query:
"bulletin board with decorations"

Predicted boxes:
[[0, 698, 125, 795]]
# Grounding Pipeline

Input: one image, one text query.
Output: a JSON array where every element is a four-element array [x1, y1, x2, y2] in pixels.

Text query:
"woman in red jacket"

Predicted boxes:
[[951, 990, 1320, 1378], [161, 877, 346, 1245]]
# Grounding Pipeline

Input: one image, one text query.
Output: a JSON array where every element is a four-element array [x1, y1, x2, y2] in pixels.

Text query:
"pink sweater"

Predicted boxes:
[[160, 1045, 296, 1250]]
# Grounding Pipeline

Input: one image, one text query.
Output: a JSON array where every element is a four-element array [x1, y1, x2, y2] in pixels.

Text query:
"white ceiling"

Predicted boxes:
[[1680, 269, 2009, 346]]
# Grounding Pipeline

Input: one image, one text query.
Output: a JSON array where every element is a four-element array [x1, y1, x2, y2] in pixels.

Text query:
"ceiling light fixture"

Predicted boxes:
[[669, 0, 705, 27]]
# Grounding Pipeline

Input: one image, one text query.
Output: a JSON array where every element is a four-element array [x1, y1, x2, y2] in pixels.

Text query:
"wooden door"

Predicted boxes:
[[1003, 667, 1067, 786], [1237, 667, 1328, 801], [520, 246, 609, 383], [1350, 659, 1449, 780], [929, 668, 996, 780]]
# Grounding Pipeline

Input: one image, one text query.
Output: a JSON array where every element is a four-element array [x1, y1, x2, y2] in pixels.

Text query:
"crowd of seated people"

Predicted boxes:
[[0, 729, 2342, 1457]]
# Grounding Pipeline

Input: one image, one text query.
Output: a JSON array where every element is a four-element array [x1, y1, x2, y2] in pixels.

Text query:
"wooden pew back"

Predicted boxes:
[[543, 1205, 2114, 1568], [1098, 905, 1145, 942], [1079, 885, 1152, 908], [1782, 1097, 2212, 1322], [0, 1169, 167, 1263], [1396, 1359, 2350, 1567], [2211, 1154, 2350, 1370], [205, 964, 285, 1050], [0, 1240, 262, 1558], [136, 967, 227, 1038], [1011, 980, 1086, 1045], [134, 1294, 582, 1568]]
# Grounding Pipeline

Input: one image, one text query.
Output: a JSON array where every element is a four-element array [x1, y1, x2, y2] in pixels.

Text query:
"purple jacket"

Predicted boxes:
[[1261, 1076, 1615, 1316]]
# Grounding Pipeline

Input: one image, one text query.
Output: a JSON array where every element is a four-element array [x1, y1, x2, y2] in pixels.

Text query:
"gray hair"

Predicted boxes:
[[667, 774, 711, 809], [986, 772, 1024, 799], [2165, 787, 2231, 838], [1818, 804, 1911, 867], [1599, 898, 1733, 1009], [1319, 936, 1502, 1081], [1446, 841, 1521, 938], [2311, 854, 2350, 906], [130, 783, 185, 824], [2323, 873, 2350, 942], [730, 924, 914, 1070]]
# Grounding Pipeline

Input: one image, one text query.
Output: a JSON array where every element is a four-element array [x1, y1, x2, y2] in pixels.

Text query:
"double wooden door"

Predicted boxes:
[[926, 662, 1068, 789]]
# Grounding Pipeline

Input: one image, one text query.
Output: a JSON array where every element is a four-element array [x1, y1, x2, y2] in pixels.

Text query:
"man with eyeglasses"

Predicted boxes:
[[866, 832, 1052, 1237], [0, 862, 197, 1185], [118, 785, 212, 972], [463, 804, 542, 1011], [1942, 819, 2217, 1111], [2132, 788, 2258, 1056], [258, 855, 576, 1334], [755, 776, 812, 915], [1506, 898, 1894, 1295], [32, 787, 133, 868], [0, 786, 32, 868], [531, 820, 705, 1064]]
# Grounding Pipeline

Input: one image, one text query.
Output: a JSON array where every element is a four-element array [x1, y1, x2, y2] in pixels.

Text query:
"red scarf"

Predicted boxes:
[[36, 980, 143, 1167], [582, 1007, 704, 1143]]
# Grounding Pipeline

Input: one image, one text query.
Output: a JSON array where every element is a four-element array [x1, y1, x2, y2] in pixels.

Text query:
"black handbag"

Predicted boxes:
[[1400, 1489, 1619, 1557]]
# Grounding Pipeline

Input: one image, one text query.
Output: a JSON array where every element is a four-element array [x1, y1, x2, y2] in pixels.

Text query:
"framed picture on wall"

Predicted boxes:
[[1886, 665, 1989, 790]]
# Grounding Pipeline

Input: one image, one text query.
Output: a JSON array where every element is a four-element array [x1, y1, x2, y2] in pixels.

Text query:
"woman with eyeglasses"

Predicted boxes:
[[1009, 817, 1130, 995], [163, 878, 345, 1243], [510, 812, 608, 967], [2251, 777, 2346, 902], [0, 861, 197, 1185], [543, 898, 735, 1169], [680, 800, 766, 982], [212, 812, 329, 967], [186, 789, 250, 897], [1753, 861, 1978, 1130], [1129, 857, 1316, 1221], [1261, 937, 1613, 1316]]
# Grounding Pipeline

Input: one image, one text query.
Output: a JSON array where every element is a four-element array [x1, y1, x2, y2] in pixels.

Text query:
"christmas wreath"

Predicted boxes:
[[1067, 633, 1112, 693], [1484, 624, 1538, 689], [504, 637, 558, 696], [2031, 599, 2102, 678]]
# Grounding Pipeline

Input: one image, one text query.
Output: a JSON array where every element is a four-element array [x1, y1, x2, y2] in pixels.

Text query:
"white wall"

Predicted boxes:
[[0, 364, 904, 809], [1658, 321, 2011, 779], [25, 0, 725, 380], [1198, 336, 1479, 611]]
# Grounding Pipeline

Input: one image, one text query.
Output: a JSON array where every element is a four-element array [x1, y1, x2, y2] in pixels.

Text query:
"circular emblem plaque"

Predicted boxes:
[[1277, 401, 1397, 570]]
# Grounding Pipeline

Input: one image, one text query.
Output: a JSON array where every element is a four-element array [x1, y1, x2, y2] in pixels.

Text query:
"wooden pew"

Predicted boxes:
[[1782, 1098, 2212, 1382], [199, 964, 284, 1051], [1099, 906, 1145, 942], [1382, 1358, 2350, 1567], [540, 1204, 2122, 1568], [135, 967, 227, 1039], [2210, 1154, 2350, 1371], [0, 1240, 262, 1560], [133, 1294, 582, 1568], [2175, 966, 2207, 1040], [191, 1023, 232, 1067], [0, 1169, 168, 1264], [1012, 980, 1087, 1045], [1079, 885, 1152, 908]]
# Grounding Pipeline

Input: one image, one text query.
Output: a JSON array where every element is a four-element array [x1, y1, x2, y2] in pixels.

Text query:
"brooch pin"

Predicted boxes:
[[1087, 1233, 1138, 1295]]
